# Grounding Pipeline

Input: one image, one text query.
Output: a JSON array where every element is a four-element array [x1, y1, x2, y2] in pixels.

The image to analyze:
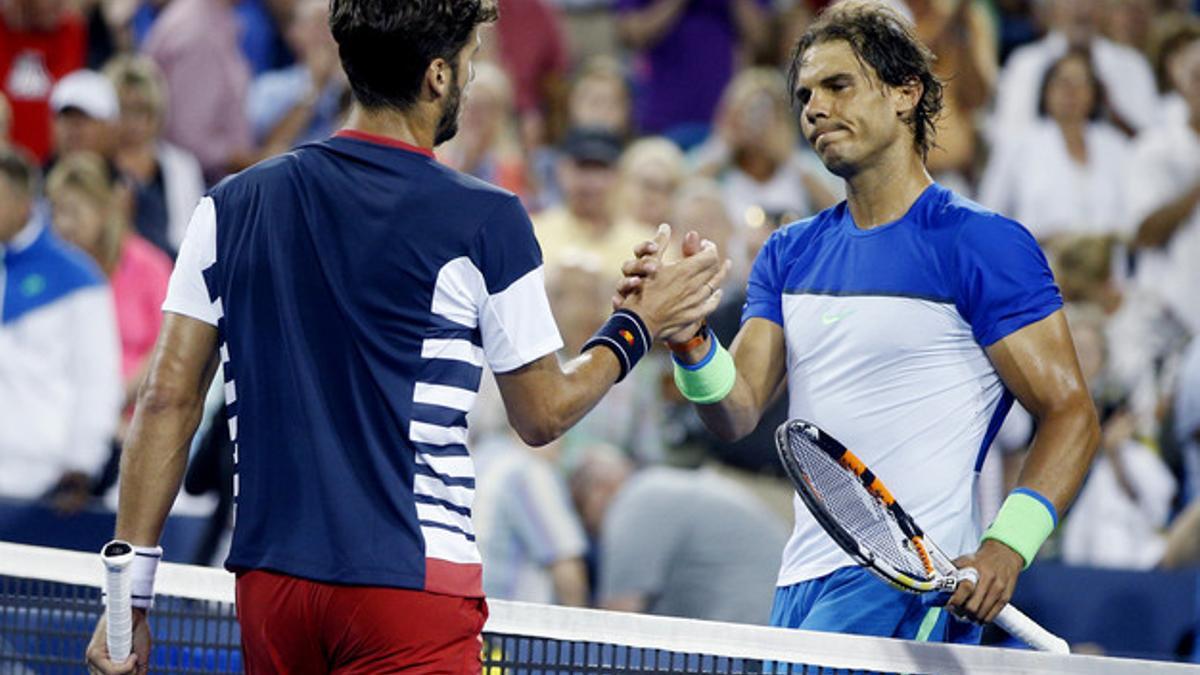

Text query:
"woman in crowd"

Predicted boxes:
[[690, 68, 837, 232], [103, 54, 204, 258], [46, 151, 172, 428], [979, 49, 1131, 244], [616, 136, 685, 233]]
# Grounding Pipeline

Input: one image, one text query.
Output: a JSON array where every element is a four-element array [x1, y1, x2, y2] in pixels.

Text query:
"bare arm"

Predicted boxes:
[[115, 313, 220, 546], [602, 594, 648, 613], [1133, 181, 1200, 249], [949, 310, 1100, 623], [988, 310, 1099, 516], [617, 0, 689, 51], [497, 227, 728, 446], [678, 318, 788, 442], [548, 557, 590, 607]]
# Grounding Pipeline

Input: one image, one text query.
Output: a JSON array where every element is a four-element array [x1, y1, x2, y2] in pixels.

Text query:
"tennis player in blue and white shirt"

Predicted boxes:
[[623, 3, 1099, 645], [84, 0, 728, 672]]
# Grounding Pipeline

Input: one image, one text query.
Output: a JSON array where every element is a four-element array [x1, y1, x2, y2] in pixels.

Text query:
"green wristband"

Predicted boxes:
[[981, 489, 1058, 569], [673, 334, 736, 404]]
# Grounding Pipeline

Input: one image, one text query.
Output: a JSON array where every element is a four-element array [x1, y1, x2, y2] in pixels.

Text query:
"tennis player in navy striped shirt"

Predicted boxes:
[[85, 0, 728, 672]]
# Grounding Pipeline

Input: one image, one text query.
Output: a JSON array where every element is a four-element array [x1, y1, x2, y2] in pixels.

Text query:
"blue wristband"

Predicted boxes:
[[582, 309, 651, 383]]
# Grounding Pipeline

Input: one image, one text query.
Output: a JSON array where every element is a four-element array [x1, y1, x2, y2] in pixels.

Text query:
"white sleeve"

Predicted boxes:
[[163, 197, 221, 326], [479, 266, 563, 373], [65, 287, 121, 475]]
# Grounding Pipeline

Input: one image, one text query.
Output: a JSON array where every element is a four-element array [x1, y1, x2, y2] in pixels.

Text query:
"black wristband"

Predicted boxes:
[[582, 308, 651, 383]]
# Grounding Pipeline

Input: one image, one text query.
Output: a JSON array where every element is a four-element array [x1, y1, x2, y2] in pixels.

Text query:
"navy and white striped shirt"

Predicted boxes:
[[163, 130, 562, 596]]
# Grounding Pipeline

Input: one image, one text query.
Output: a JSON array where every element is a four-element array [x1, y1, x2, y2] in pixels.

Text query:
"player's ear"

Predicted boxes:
[[425, 57, 452, 101], [893, 76, 923, 121]]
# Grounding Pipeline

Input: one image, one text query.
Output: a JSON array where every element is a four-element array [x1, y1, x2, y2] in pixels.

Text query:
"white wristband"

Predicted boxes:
[[130, 545, 163, 609]]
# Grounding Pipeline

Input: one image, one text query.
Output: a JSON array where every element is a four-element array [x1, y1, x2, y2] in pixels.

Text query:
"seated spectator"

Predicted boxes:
[[105, 55, 206, 258], [1127, 22, 1200, 335], [492, 0, 568, 142], [992, 0, 1159, 141], [616, 137, 686, 234], [569, 446, 788, 624], [0, 147, 120, 510], [0, 0, 86, 163], [440, 62, 529, 200], [48, 69, 118, 168], [472, 431, 589, 606], [46, 151, 173, 426], [530, 58, 633, 210], [533, 128, 648, 277], [616, 0, 770, 145], [1059, 303, 1177, 570], [1150, 14, 1200, 127], [691, 68, 838, 232], [567, 57, 633, 141], [247, 0, 346, 157], [979, 49, 1131, 243], [144, 0, 253, 182]]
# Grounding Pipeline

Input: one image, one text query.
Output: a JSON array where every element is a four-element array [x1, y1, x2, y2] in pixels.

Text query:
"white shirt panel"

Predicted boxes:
[[162, 197, 221, 325], [777, 294, 1002, 586]]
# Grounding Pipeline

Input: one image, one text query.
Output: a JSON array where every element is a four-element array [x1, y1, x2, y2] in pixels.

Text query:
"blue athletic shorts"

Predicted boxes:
[[769, 566, 982, 644]]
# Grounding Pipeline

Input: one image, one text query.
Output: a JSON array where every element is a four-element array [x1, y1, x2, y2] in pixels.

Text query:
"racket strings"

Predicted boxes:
[[788, 431, 932, 580]]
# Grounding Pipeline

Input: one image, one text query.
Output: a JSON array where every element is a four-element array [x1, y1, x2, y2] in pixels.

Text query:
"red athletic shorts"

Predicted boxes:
[[235, 569, 488, 674]]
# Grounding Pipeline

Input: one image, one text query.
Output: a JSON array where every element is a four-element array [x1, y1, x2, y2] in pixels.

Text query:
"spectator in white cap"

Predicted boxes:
[[48, 69, 118, 169]]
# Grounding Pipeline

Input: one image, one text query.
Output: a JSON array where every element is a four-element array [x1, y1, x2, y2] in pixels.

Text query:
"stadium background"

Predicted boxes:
[[2, 0, 1200, 665]]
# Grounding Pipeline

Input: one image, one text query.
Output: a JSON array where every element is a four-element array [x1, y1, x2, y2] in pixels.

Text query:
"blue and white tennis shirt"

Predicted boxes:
[[162, 131, 562, 597], [743, 184, 1062, 588]]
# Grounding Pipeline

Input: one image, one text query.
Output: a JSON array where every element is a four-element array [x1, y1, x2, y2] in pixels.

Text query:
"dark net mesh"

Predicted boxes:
[[0, 573, 911, 675]]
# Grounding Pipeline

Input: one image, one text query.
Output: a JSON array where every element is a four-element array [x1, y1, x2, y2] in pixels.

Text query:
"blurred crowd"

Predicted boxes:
[[3, 0, 1200, 632]]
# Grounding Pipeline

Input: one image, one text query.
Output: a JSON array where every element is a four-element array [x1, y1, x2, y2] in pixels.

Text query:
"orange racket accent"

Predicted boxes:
[[911, 536, 935, 574], [839, 450, 868, 476]]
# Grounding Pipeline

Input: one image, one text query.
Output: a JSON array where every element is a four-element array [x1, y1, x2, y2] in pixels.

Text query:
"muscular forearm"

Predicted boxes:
[[115, 369, 214, 546], [498, 349, 622, 447], [681, 325, 784, 442], [1134, 182, 1200, 249], [1012, 395, 1099, 516], [617, 0, 688, 50]]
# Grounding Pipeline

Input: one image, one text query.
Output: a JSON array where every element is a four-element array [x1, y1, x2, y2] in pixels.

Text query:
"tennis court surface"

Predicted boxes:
[[2, 542, 1195, 674]]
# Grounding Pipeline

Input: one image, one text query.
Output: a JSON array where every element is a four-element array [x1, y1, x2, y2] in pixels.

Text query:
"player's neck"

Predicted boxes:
[[342, 104, 435, 151], [843, 151, 933, 231]]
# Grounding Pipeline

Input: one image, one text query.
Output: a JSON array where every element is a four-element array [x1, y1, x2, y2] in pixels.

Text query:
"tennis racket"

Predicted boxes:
[[101, 540, 136, 663], [775, 419, 1069, 654]]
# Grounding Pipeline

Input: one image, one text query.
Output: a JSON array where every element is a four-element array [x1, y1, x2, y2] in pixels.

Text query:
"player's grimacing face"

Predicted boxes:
[[794, 40, 906, 176]]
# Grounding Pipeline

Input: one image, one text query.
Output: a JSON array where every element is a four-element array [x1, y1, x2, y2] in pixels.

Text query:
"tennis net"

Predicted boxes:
[[1, 541, 1194, 674]]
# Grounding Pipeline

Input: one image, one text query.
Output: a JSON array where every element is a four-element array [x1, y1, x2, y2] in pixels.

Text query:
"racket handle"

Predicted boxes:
[[994, 604, 1070, 654], [101, 540, 136, 663]]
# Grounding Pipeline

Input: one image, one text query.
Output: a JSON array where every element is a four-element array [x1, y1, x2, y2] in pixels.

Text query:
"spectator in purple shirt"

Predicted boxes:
[[616, 0, 769, 147]]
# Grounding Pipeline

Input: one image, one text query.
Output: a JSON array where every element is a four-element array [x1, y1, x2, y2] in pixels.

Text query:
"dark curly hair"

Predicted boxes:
[[330, 0, 499, 111], [787, 1, 943, 159]]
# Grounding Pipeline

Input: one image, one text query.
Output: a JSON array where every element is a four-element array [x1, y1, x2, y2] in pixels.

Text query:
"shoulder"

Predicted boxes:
[[929, 187, 1034, 248]]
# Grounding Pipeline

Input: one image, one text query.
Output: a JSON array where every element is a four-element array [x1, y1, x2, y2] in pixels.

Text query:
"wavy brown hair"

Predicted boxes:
[[787, 0, 943, 159]]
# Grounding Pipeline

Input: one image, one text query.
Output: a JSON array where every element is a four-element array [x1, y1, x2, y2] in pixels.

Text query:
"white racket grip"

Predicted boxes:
[[101, 540, 135, 664], [995, 604, 1070, 654]]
